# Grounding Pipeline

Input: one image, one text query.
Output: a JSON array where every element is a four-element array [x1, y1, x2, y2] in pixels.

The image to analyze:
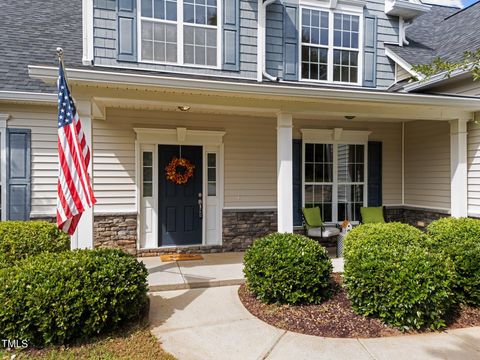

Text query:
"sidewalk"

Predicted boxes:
[[149, 285, 480, 360], [141, 252, 345, 291]]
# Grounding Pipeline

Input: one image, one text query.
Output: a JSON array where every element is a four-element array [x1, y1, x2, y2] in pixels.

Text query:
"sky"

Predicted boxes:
[[422, 0, 479, 8]]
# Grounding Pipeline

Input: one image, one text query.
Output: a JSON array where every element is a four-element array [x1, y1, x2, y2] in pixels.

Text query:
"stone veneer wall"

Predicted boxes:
[[34, 207, 457, 255], [93, 214, 137, 254], [385, 206, 450, 229], [222, 209, 277, 251]]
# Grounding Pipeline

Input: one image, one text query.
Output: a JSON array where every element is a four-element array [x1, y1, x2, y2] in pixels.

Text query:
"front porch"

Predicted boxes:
[[28, 65, 478, 254], [89, 110, 464, 255]]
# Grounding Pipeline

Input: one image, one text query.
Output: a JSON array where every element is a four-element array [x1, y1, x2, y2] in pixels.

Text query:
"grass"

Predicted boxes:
[[0, 321, 176, 360]]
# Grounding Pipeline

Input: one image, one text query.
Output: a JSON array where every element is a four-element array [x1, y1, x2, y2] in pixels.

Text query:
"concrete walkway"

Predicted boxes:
[[149, 285, 480, 360], [141, 252, 344, 291]]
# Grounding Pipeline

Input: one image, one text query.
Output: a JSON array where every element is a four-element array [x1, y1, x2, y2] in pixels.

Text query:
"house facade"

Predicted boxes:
[[1, 0, 480, 254]]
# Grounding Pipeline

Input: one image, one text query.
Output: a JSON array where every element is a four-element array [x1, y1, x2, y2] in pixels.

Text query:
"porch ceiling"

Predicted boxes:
[[28, 65, 480, 121]]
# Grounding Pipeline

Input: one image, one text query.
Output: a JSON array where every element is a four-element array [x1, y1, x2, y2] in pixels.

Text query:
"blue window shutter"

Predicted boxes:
[[367, 141, 382, 206], [283, 4, 298, 81], [6, 129, 31, 221], [363, 15, 377, 87], [117, 0, 137, 62], [223, 0, 240, 71], [292, 139, 302, 226]]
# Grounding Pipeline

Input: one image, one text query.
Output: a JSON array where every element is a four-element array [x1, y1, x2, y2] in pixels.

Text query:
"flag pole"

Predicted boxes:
[[56, 47, 68, 83]]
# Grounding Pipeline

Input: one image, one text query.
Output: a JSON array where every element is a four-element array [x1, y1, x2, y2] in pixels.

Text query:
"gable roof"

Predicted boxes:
[[0, 0, 84, 93], [386, 3, 480, 67]]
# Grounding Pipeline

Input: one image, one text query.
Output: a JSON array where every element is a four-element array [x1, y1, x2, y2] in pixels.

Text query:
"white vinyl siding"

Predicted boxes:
[[468, 121, 480, 214], [425, 78, 480, 215], [93, 109, 277, 211], [404, 121, 450, 210]]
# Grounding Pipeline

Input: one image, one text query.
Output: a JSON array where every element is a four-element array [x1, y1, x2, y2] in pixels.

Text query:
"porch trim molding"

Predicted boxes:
[[134, 127, 225, 249], [300, 128, 372, 143], [133, 128, 225, 145], [29, 65, 480, 109]]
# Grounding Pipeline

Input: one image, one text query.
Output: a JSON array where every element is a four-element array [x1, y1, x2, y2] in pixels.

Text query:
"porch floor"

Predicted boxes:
[[141, 251, 344, 291]]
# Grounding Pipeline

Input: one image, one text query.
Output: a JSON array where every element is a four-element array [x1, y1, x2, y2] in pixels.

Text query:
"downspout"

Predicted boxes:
[[258, 0, 280, 82]]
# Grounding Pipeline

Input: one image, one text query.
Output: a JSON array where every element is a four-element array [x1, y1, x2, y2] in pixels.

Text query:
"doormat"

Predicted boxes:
[[160, 254, 204, 262]]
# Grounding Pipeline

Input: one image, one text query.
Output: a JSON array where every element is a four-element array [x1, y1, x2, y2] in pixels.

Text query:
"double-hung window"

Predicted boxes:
[[300, 7, 361, 84], [304, 142, 366, 224], [139, 0, 219, 67]]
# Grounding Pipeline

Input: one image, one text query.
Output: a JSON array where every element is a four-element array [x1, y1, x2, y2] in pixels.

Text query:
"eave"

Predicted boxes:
[[0, 91, 57, 105], [404, 68, 473, 92], [27, 65, 480, 111], [385, 0, 431, 20]]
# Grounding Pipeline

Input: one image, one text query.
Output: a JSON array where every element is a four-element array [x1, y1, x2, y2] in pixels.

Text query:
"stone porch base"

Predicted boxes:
[[384, 206, 450, 229], [41, 206, 455, 255]]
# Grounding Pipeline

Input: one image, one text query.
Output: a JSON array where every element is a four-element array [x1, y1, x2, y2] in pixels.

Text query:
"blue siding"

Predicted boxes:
[[93, 0, 397, 87], [93, 0, 257, 78], [365, 0, 398, 88]]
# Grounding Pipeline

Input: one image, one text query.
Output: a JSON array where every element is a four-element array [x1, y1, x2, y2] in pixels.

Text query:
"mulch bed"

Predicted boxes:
[[238, 274, 480, 338]]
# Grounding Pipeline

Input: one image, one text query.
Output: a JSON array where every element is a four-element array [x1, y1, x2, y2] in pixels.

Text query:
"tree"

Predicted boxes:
[[411, 49, 480, 81]]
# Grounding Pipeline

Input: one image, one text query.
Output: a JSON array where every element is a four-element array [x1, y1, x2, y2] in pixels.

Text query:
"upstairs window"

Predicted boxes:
[[333, 13, 359, 83], [183, 0, 218, 66], [139, 0, 219, 67], [300, 7, 361, 84]]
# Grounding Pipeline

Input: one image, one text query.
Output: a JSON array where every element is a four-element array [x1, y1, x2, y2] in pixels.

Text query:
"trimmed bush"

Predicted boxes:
[[343, 223, 455, 330], [427, 217, 480, 306], [0, 221, 70, 267], [0, 249, 148, 346], [243, 233, 333, 304]]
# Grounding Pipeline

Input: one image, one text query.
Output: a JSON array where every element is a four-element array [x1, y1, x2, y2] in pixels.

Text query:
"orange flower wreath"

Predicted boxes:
[[165, 157, 195, 185]]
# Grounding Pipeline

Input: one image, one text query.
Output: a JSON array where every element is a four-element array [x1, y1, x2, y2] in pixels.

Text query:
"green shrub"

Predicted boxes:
[[0, 221, 70, 267], [343, 223, 455, 330], [243, 233, 333, 304], [427, 217, 480, 306], [0, 249, 148, 347]]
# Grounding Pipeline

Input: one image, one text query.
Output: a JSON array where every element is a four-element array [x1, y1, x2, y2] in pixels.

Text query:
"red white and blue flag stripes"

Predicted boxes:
[[56, 61, 96, 235]]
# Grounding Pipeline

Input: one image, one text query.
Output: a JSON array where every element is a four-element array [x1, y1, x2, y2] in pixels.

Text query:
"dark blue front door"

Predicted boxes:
[[159, 145, 203, 246]]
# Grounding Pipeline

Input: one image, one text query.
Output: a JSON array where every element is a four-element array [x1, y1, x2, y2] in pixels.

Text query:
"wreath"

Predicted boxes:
[[165, 156, 195, 185]]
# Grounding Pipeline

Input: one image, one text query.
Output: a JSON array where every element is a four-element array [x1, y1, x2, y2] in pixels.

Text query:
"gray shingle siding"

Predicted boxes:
[[93, 0, 258, 78], [365, 0, 398, 88], [0, 0, 416, 93]]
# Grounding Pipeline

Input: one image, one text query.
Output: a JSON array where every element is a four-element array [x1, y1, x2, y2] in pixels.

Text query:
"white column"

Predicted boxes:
[[71, 100, 94, 249], [450, 118, 468, 217], [277, 113, 293, 233]]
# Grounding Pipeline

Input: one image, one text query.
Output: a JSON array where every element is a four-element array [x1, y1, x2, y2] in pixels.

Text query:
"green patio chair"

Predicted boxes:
[[301, 207, 340, 240], [359, 206, 387, 224]]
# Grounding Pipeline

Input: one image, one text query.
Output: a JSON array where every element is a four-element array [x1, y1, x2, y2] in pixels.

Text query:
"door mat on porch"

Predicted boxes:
[[160, 254, 204, 262]]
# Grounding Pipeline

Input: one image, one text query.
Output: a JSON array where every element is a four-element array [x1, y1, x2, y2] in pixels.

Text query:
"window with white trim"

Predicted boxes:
[[304, 143, 366, 223], [139, 0, 219, 66], [300, 7, 361, 84]]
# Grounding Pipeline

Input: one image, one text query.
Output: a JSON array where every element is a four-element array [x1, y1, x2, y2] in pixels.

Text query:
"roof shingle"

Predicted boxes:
[[386, 3, 480, 66]]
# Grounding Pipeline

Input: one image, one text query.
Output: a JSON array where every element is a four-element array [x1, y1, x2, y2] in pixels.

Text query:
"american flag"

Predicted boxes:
[[56, 61, 96, 235]]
